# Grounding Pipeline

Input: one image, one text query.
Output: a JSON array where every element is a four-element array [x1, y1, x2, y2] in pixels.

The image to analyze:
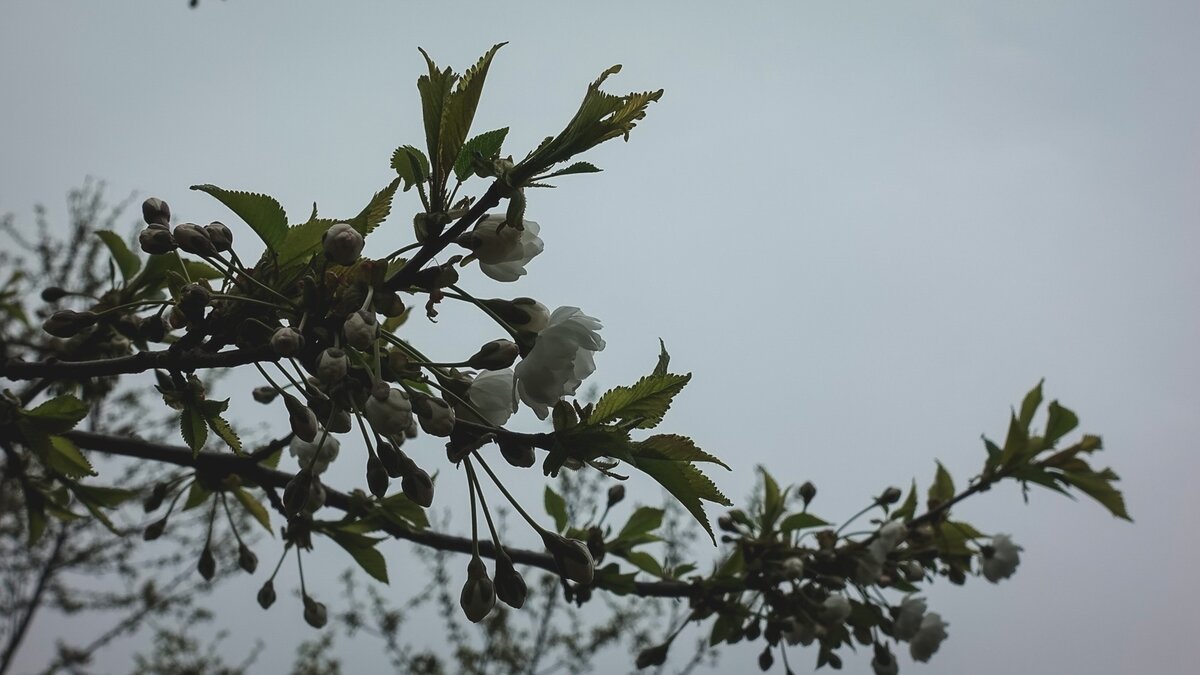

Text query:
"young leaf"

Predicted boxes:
[[1044, 401, 1080, 446], [23, 395, 89, 434], [182, 481, 211, 511], [274, 213, 338, 276], [1061, 466, 1132, 521], [779, 512, 830, 533], [619, 550, 664, 578], [38, 435, 96, 478], [391, 145, 431, 191], [533, 161, 602, 181], [345, 178, 401, 238], [627, 449, 731, 544], [1018, 379, 1044, 430], [589, 372, 691, 429], [234, 487, 273, 534], [190, 185, 288, 250], [71, 484, 136, 508], [95, 230, 142, 281], [544, 486, 568, 533], [927, 462, 955, 505], [893, 480, 919, 521], [454, 127, 509, 182], [326, 530, 389, 583], [635, 434, 729, 469], [205, 414, 242, 455], [652, 338, 670, 377], [618, 506, 665, 541], [180, 407, 208, 455], [436, 44, 506, 187]]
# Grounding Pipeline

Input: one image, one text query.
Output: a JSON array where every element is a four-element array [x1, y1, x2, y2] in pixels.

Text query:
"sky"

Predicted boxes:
[[2, 1, 1199, 673]]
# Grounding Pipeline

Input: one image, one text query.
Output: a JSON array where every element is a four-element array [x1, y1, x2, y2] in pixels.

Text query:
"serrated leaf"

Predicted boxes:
[[379, 492, 429, 530], [534, 161, 602, 181], [182, 481, 211, 511], [454, 127, 509, 182], [620, 550, 664, 578], [180, 407, 207, 455], [544, 486, 568, 533], [24, 395, 89, 434], [1018, 379, 1044, 430], [182, 260, 223, 281], [779, 512, 830, 532], [345, 178, 400, 238], [205, 414, 242, 455], [1044, 401, 1080, 446], [634, 434, 728, 468], [42, 435, 96, 478], [275, 213, 337, 276], [893, 480, 919, 521], [618, 506, 664, 541], [589, 372, 691, 429], [326, 530, 389, 583], [191, 185, 288, 250], [999, 412, 1029, 466], [71, 484, 136, 508], [95, 230, 141, 281], [593, 562, 637, 595], [928, 462, 955, 504], [436, 44, 505, 188], [391, 145, 431, 191], [652, 338, 669, 377], [234, 487, 272, 534], [627, 450, 730, 544], [1061, 467, 1132, 521]]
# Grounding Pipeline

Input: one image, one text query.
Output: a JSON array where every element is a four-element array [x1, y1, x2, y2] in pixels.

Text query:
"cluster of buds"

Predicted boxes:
[[136, 197, 236, 260]]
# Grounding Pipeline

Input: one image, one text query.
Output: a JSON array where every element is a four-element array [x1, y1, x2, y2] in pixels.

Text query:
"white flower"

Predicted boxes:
[[893, 595, 926, 641], [782, 557, 805, 579], [416, 396, 456, 437], [860, 519, 909, 582], [289, 434, 340, 475], [981, 534, 1022, 582], [909, 612, 949, 663], [466, 368, 516, 426], [822, 594, 852, 624], [513, 307, 604, 419], [783, 619, 818, 646], [462, 216, 544, 282], [365, 387, 413, 436]]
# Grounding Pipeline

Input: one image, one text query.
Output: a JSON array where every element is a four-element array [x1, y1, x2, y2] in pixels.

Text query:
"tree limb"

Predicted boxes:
[[1, 345, 277, 381]]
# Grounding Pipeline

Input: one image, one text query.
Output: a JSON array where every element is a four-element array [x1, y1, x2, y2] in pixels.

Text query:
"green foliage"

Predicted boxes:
[[191, 184, 288, 250], [323, 528, 389, 584], [453, 127, 508, 182], [589, 372, 692, 429], [391, 145, 430, 191], [95, 230, 142, 281], [544, 485, 568, 533]]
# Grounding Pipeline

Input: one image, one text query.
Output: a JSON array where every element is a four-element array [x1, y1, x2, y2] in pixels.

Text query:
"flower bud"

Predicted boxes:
[[871, 643, 899, 675], [903, 560, 925, 582], [415, 396, 455, 437], [328, 409, 352, 434], [459, 557, 496, 623], [322, 223, 364, 266], [493, 554, 527, 609], [879, 486, 903, 505], [606, 484, 626, 508], [822, 594, 852, 624], [174, 223, 217, 257], [303, 596, 328, 628], [316, 347, 349, 386], [367, 454, 389, 499], [167, 306, 188, 329], [497, 435, 535, 468], [257, 579, 276, 609], [204, 221, 233, 252], [270, 327, 304, 357], [758, 646, 773, 671], [42, 310, 97, 338], [238, 543, 258, 574], [541, 532, 594, 585], [179, 283, 211, 322], [139, 314, 169, 342], [343, 310, 377, 351], [799, 481, 817, 506], [467, 339, 519, 370], [197, 544, 216, 581], [365, 387, 413, 436], [142, 197, 171, 226], [137, 226, 176, 255], [482, 297, 550, 333], [401, 467, 434, 508], [284, 394, 319, 442], [143, 482, 169, 512], [40, 286, 68, 302], [636, 643, 669, 669], [289, 434, 340, 475], [376, 441, 404, 478], [143, 517, 168, 541], [252, 386, 278, 404], [373, 291, 407, 317], [283, 471, 312, 516], [782, 556, 805, 579]]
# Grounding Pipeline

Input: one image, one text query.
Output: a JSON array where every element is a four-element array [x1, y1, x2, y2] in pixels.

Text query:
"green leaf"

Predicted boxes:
[[634, 435, 729, 469], [205, 414, 242, 455], [592, 562, 637, 595], [1061, 467, 1132, 521], [435, 44, 506, 188], [71, 484, 136, 508], [23, 395, 89, 434], [760, 466, 784, 530], [1044, 401, 1080, 446], [544, 486, 568, 533], [589, 372, 691, 429], [326, 530, 389, 583], [274, 212, 337, 276], [779, 512, 830, 532], [191, 185, 288, 250], [95, 230, 142, 281], [893, 480, 919, 521], [379, 492, 429, 530], [1018, 379, 1044, 430], [453, 127, 509, 181], [619, 550, 664, 578], [182, 260, 224, 281], [345, 178, 400, 238], [39, 435, 96, 478], [618, 506, 664, 541], [391, 145, 431, 191], [182, 481, 211, 511], [534, 161, 602, 181], [180, 407, 207, 455], [999, 412, 1029, 466], [927, 462, 955, 504], [627, 449, 730, 544], [233, 487, 272, 534], [709, 612, 739, 646], [416, 49, 459, 198], [652, 339, 670, 377], [513, 64, 663, 184]]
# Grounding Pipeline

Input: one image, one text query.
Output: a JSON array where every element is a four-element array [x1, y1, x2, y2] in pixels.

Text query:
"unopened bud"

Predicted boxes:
[[401, 467, 434, 508], [879, 486, 903, 505], [138, 226, 177, 255], [139, 314, 168, 342], [322, 223, 364, 266], [903, 560, 925, 582], [257, 580, 276, 609], [365, 387, 413, 436], [606, 484, 626, 508], [143, 482, 169, 512], [758, 645, 774, 671], [416, 396, 455, 437], [367, 454, 389, 499], [283, 394, 319, 442], [179, 283, 211, 322], [303, 596, 328, 628], [376, 441, 404, 478], [328, 409, 352, 434], [316, 347, 349, 386], [541, 532, 594, 585], [482, 297, 550, 333], [142, 197, 171, 226], [373, 291, 407, 317], [493, 554, 527, 609], [197, 545, 216, 581], [343, 310, 377, 351], [174, 223, 217, 257], [270, 327, 304, 357], [238, 544, 258, 574], [204, 221, 233, 252], [42, 310, 97, 338], [799, 481, 817, 506], [143, 517, 168, 541], [497, 435, 535, 468], [636, 643, 669, 669], [466, 339, 519, 370], [167, 305, 188, 329], [252, 386, 278, 404], [459, 557, 496, 623], [40, 286, 68, 302]]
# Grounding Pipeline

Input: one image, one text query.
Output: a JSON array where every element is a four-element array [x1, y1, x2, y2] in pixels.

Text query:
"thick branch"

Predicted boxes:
[[63, 431, 700, 599], [1, 346, 277, 381]]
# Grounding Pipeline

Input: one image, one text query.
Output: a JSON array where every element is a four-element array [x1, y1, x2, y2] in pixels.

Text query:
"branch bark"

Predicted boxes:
[[1, 345, 277, 381]]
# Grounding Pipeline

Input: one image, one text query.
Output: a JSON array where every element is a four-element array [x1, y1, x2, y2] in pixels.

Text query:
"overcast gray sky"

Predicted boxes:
[[3, 1, 1198, 673]]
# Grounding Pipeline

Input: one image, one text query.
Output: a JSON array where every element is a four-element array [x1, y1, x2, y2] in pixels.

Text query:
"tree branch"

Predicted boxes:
[[1, 345, 277, 381], [63, 431, 703, 599], [0, 527, 68, 675]]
